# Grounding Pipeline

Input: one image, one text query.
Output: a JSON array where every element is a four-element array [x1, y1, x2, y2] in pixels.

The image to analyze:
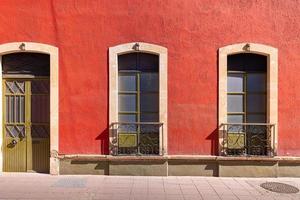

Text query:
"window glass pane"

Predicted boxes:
[[31, 125, 50, 138], [228, 74, 243, 93], [119, 94, 137, 112], [5, 125, 25, 138], [20, 96, 25, 123], [118, 114, 137, 132], [247, 73, 266, 92], [140, 73, 159, 92], [247, 114, 266, 123], [31, 80, 50, 94], [141, 113, 159, 122], [227, 115, 243, 132], [227, 53, 267, 72], [140, 93, 159, 112], [118, 53, 158, 72], [2, 53, 50, 76], [227, 95, 243, 113], [118, 53, 137, 71], [247, 94, 266, 113], [6, 96, 15, 123], [227, 115, 243, 123], [31, 95, 50, 123], [119, 74, 136, 91], [15, 96, 25, 123], [138, 53, 159, 72], [5, 81, 25, 94], [118, 114, 136, 123]]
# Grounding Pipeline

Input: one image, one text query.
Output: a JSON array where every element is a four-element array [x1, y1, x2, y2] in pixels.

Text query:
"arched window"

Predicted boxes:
[[109, 42, 167, 156], [118, 53, 159, 154], [219, 43, 278, 157], [227, 53, 267, 125]]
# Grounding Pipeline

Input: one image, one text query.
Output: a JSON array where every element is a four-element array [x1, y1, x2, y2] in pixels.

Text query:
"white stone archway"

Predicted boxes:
[[0, 42, 59, 174], [109, 42, 168, 155]]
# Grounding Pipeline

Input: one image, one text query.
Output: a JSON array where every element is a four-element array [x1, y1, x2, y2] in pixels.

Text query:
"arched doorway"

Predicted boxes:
[[0, 42, 59, 174], [3, 53, 50, 172]]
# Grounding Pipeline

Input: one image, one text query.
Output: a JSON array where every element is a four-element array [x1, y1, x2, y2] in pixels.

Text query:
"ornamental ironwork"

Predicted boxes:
[[110, 122, 163, 156], [220, 123, 275, 156]]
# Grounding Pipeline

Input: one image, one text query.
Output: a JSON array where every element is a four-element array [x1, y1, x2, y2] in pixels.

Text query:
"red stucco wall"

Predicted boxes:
[[0, 0, 299, 156]]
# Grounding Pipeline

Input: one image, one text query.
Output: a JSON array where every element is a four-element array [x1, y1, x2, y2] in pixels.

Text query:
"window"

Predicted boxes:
[[109, 42, 168, 156], [218, 43, 278, 156], [227, 53, 267, 125], [117, 53, 159, 155], [226, 54, 269, 155], [118, 53, 159, 123]]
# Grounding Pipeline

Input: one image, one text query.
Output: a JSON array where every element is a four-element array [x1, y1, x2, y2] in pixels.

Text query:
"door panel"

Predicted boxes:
[[3, 80, 27, 172], [31, 80, 50, 172], [3, 79, 50, 172]]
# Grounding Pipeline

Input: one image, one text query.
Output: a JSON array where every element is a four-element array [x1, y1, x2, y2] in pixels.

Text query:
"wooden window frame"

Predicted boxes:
[[227, 71, 267, 123]]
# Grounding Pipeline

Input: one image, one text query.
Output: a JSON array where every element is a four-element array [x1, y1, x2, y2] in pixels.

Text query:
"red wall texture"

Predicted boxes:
[[0, 0, 300, 156]]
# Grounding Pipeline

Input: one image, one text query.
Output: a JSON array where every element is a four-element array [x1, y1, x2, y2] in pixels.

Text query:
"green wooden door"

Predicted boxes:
[[3, 79, 50, 172]]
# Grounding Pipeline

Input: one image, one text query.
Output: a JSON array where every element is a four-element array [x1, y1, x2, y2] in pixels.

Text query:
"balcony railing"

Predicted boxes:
[[110, 122, 164, 156], [220, 123, 276, 156]]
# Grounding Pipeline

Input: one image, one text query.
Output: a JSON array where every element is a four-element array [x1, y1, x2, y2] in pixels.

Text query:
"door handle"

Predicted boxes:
[[11, 139, 17, 145]]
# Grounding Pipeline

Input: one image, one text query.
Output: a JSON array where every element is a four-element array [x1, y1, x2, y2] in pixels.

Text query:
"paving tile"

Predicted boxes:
[[182, 194, 203, 200], [216, 189, 234, 195], [218, 195, 239, 200], [165, 194, 184, 200], [148, 188, 165, 194], [198, 189, 218, 195], [273, 195, 292, 200], [235, 195, 257, 200], [165, 188, 182, 195], [201, 195, 220, 200], [0, 174, 299, 200], [232, 189, 250, 195], [181, 188, 200, 195], [147, 195, 166, 200], [131, 189, 148, 195]]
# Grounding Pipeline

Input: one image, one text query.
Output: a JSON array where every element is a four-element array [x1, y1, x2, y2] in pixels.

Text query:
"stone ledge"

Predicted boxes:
[[58, 154, 300, 162], [167, 155, 217, 161], [217, 156, 279, 162], [58, 155, 300, 177]]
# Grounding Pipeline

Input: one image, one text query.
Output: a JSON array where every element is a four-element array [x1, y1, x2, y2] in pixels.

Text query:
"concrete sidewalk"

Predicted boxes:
[[0, 173, 299, 200]]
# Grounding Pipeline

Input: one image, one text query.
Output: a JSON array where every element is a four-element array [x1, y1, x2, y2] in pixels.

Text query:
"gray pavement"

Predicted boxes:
[[0, 173, 299, 200]]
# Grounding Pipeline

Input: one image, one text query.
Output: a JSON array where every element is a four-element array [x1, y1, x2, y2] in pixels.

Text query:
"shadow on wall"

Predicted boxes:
[[206, 128, 218, 155], [95, 128, 109, 155]]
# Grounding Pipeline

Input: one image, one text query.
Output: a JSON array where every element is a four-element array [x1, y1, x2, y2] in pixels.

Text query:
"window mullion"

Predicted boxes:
[[137, 72, 141, 154], [244, 73, 247, 123]]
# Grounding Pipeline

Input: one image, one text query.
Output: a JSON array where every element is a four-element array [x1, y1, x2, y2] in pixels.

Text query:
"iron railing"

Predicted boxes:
[[110, 122, 164, 156], [220, 123, 276, 156]]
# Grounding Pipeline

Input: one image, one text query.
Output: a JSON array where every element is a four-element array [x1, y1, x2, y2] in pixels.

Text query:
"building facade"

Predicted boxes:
[[0, 0, 300, 176]]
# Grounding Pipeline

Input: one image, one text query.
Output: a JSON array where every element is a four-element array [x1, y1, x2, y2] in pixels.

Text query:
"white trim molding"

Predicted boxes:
[[0, 42, 59, 175], [109, 42, 168, 155], [218, 43, 278, 156]]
